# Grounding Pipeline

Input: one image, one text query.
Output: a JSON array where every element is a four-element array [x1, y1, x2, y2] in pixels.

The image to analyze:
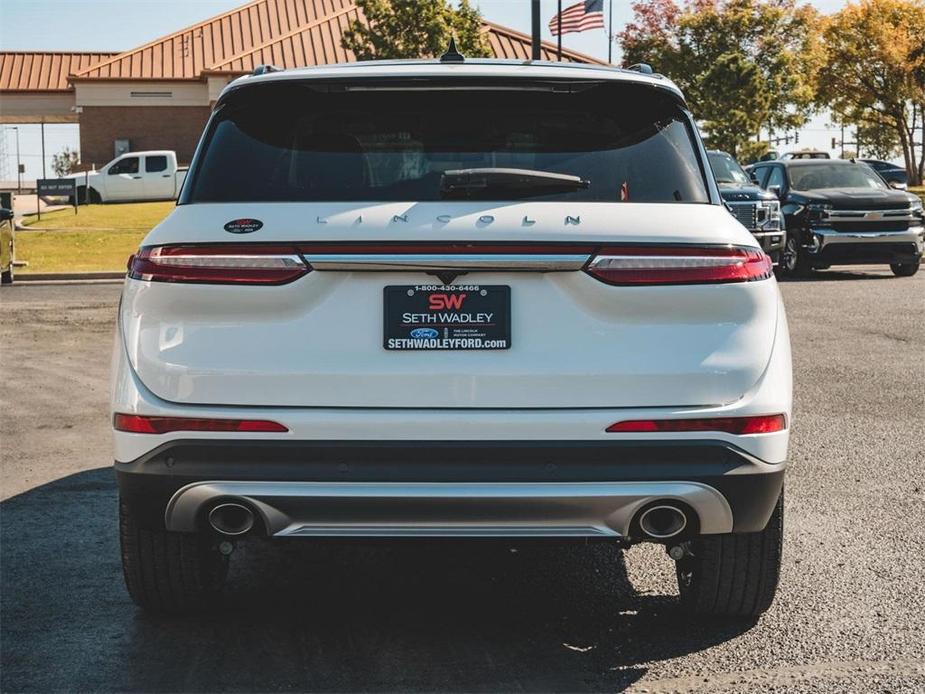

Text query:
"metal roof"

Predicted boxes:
[[203, 14, 605, 75], [0, 0, 605, 93], [0, 52, 118, 92], [481, 21, 603, 64], [70, 0, 356, 81], [69, 0, 603, 83], [205, 3, 362, 73]]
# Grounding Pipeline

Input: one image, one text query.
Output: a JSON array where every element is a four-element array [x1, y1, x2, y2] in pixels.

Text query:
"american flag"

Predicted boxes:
[[549, 0, 606, 36]]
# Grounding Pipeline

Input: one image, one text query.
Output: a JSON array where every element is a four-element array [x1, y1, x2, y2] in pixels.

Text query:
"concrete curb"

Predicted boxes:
[[17, 272, 125, 282]]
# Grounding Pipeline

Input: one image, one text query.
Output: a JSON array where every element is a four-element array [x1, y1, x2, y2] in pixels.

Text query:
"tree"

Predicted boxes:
[[51, 146, 80, 177], [342, 0, 490, 60], [817, 0, 925, 184], [619, 0, 825, 160], [854, 120, 901, 161]]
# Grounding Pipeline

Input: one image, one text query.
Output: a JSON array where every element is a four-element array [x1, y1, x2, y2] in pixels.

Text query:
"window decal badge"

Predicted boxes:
[[224, 218, 263, 234]]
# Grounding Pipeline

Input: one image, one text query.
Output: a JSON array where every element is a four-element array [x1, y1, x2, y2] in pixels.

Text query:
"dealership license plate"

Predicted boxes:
[[384, 285, 511, 350]]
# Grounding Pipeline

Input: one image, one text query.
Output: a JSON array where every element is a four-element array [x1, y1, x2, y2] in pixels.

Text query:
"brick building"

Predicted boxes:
[[0, 0, 602, 170]]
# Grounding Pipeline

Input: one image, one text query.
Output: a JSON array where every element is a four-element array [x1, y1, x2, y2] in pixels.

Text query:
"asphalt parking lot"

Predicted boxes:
[[2, 269, 924, 693]]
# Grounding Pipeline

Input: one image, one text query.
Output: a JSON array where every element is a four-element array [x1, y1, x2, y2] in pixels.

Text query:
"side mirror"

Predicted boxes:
[[889, 180, 907, 191], [749, 173, 760, 184], [0, 208, 13, 221], [767, 185, 782, 199]]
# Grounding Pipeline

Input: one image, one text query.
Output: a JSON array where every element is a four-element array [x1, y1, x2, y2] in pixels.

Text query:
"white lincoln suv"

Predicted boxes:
[[112, 58, 792, 618]]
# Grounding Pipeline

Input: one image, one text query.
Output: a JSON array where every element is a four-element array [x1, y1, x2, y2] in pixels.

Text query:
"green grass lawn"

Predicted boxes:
[[17, 201, 173, 274]]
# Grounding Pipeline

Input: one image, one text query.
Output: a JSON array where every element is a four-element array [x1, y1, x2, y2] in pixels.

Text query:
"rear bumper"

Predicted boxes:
[[116, 440, 785, 537]]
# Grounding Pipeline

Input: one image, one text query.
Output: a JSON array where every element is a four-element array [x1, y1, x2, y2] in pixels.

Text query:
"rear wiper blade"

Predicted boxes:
[[440, 168, 590, 198]]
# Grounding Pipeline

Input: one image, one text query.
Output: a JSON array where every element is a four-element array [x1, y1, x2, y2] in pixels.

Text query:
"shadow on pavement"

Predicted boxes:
[[1, 469, 753, 692], [778, 268, 900, 282]]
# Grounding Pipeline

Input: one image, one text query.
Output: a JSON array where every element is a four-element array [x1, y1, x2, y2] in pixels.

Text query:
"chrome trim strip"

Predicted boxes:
[[305, 253, 590, 271], [812, 227, 924, 249], [824, 209, 916, 220], [164, 480, 734, 538]]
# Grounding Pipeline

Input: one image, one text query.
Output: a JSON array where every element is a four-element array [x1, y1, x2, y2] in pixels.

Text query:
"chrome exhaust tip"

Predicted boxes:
[[208, 502, 255, 536], [638, 504, 688, 540]]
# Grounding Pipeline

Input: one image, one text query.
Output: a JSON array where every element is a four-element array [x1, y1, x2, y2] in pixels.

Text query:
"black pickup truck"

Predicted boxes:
[[746, 159, 923, 277], [707, 150, 784, 264]]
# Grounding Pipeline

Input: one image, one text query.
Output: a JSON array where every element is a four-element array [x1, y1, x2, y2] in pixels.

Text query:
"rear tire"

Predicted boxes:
[[890, 262, 919, 277], [119, 499, 228, 613], [676, 489, 783, 619]]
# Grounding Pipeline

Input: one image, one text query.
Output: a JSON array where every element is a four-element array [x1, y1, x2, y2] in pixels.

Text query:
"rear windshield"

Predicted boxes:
[[184, 81, 709, 204]]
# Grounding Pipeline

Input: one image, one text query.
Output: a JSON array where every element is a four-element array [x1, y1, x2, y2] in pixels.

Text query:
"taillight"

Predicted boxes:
[[113, 413, 289, 434], [128, 245, 309, 285], [585, 246, 772, 285], [606, 414, 786, 435]]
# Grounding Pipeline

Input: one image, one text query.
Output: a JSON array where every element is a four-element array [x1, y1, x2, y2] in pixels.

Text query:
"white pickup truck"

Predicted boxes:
[[65, 151, 188, 203]]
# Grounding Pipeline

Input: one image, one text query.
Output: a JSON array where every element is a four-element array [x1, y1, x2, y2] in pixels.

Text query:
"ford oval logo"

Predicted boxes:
[[410, 328, 439, 339], [224, 218, 263, 234]]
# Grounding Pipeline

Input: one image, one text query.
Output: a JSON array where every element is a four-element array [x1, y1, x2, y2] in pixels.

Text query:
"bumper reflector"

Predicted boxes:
[[606, 414, 786, 435], [113, 414, 288, 434]]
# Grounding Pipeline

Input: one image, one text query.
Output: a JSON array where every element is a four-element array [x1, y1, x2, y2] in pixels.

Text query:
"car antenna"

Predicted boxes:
[[439, 36, 466, 63]]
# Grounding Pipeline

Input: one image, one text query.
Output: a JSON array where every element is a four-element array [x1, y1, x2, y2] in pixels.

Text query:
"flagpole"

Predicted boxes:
[[608, 0, 613, 64], [557, 0, 563, 60]]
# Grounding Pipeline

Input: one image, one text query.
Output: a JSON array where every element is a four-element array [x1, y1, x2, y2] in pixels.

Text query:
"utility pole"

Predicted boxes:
[[41, 121, 47, 179], [13, 127, 20, 193], [531, 0, 541, 60], [557, 0, 562, 61], [608, 0, 613, 64]]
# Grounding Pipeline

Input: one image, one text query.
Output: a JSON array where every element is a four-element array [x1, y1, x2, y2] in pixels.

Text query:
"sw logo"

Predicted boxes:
[[428, 293, 467, 310]]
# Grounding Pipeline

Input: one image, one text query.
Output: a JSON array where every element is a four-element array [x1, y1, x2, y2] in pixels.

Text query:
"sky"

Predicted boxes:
[[0, 0, 859, 180]]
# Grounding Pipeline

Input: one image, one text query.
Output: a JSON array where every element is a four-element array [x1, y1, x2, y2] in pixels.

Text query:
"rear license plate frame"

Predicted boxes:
[[383, 285, 511, 351]]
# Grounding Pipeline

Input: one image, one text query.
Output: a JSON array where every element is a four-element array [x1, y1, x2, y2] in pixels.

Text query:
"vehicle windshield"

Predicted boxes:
[[789, 163, 888, 191], [184, 81, 710, 204], [708, 152, 751, 185]]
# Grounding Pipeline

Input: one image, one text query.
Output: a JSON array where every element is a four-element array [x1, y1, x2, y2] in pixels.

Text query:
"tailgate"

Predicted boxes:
[[121, 204, 777, 409]]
